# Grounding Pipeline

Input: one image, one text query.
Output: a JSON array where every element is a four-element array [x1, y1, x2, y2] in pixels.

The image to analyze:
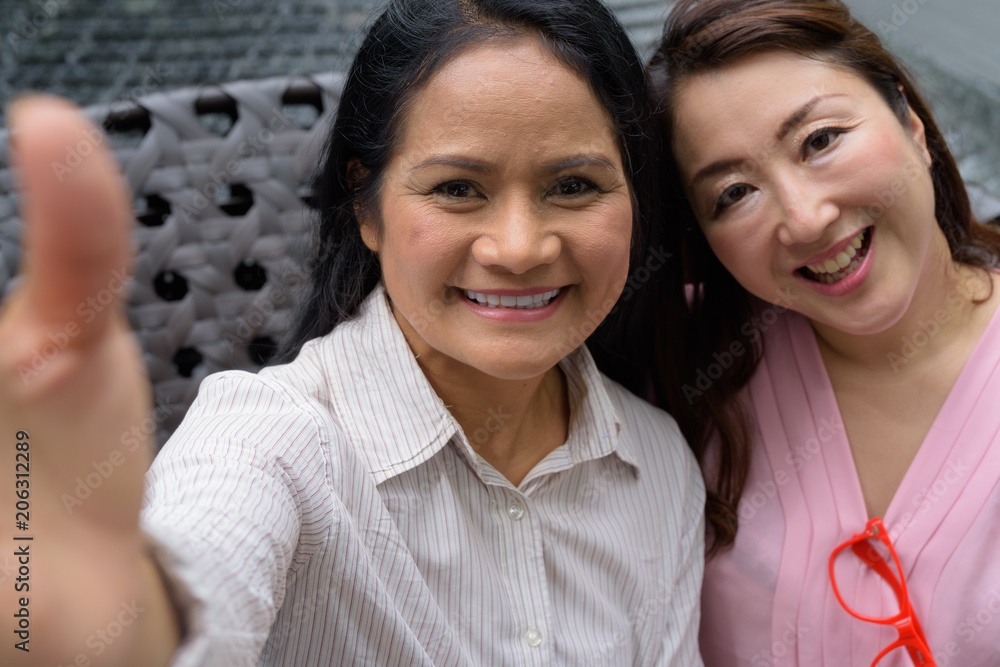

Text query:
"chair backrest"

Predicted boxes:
[[0, 74, 344, 446]]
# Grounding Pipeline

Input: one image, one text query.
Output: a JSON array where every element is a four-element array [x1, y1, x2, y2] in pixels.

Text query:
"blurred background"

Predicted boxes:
[[1, 0, 998, 209]]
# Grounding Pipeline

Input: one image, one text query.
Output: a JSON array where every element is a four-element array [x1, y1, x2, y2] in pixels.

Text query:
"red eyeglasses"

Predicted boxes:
[[829, 517, 936, 666]]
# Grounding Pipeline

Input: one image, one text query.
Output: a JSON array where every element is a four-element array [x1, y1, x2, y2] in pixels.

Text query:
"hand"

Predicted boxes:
[[0, 97, 177, 665]]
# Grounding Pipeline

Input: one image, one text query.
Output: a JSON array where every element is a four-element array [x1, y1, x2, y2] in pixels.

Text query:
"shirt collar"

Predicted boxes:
[[324, 284, 638, 485]]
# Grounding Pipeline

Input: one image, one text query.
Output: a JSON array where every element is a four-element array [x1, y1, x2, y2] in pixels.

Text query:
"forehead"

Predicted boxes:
[[671, 51, 875, 173], [393, 36, 619, 160]]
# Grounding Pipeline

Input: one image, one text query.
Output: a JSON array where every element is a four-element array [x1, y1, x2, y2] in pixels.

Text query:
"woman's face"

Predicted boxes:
[[671, 50, 945, 336], [360, 36, 633, 381]]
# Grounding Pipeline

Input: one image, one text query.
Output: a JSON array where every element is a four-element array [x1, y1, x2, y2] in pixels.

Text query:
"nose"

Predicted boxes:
[[774, 172, 840, 246], [471, 198, 561, 273]]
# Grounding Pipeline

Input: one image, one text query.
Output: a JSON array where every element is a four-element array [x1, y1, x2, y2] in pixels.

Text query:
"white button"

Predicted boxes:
[[507, 502, 525, 520], [525, 626, 543, 647]]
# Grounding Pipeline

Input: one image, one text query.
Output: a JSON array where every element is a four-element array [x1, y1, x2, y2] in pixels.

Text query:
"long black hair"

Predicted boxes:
[[274, 0, 671, 390]]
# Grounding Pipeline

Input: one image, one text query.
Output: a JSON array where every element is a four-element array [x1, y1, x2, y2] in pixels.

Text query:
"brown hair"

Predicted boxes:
[[647, 0, 1000, 556]]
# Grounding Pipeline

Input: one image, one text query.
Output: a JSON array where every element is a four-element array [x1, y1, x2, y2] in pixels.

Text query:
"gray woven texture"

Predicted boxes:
[[0, 74, 343, 444]]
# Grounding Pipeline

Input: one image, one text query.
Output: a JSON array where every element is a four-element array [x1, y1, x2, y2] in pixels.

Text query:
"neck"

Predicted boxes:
[[390, 306, 571, 486], [424, 355, 570, 485]]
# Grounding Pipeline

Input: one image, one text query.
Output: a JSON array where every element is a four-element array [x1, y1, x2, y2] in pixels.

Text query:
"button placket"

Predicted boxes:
[[492, 489, 551, 664]]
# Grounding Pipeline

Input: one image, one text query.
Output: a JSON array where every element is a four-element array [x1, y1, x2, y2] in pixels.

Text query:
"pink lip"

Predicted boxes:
[[459, 286, 568, 322], [796, 228, 869, 269], [796, 228, 876, 297]]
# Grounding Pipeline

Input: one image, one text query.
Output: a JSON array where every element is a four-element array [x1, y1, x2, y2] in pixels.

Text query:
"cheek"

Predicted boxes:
[[703, 222, 755, 271], [382, 214, 467, 282], [701, 223, 778, 296], [838, 133, 926, 207], [580, 203, 633, 288]]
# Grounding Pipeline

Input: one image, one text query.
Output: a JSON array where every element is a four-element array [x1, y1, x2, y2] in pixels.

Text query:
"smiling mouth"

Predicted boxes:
[[463, 288, 561, 309], [798, 227, 872, 285]]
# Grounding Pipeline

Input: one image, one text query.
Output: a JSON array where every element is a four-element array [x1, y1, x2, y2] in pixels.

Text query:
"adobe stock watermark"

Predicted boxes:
[[750, 621, 810, 667], [550, 455, 633, 531], [104, 64, 168, 121], [681, 287, 800, 404], [50, 65, 166, 182], [55, 600, 145, 667], [875, 0, 931, 39], [224, 261, 309, 354], [722, 414, 843, 532], [61, 402, 173, 514], [854, 156, 928, 230], [547, 244, 672, 360], [16, 267, 130, 385], [177, 107, 293, 223], [5, 0, 70, 54], [885, 458, 969, 543], [927, 586, 1000, 665], [610, 245, 673, 313], [886, 272, 984, 373], [468, 405, 512, 446], [593, 579, 678, 663]]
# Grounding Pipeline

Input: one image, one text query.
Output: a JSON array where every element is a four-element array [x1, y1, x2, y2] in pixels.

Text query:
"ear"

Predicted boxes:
[[899, 86, 932, 168], [347, 157, 380, 253], [358, 208, 380, 254]]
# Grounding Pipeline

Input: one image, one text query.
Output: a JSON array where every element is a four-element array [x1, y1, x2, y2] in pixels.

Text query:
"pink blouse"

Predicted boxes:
[[700, 305, 1000, 666]]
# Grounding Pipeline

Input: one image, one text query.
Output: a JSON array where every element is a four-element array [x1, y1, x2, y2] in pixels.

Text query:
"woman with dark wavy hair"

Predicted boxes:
[[0, 0, 706, 664], [649, 0, 1000, 664]]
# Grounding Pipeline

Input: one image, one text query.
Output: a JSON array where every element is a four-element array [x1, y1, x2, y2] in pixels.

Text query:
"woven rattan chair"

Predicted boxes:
[[0, 74, 344, 445], [2, 75, 1000, 447]]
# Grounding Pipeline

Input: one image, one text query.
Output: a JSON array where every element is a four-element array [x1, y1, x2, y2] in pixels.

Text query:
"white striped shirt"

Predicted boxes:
[[142, 284, 705, 666]]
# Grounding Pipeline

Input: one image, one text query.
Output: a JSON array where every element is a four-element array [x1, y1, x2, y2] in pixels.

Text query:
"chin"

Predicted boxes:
[[813, 303, 909, 337], [473, 360, 561, 382], [465, 348, 566, 382]]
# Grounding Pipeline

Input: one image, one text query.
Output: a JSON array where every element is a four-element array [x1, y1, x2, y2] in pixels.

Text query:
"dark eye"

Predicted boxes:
[[810, 132, 832, 151], [714, 183, 751, 214], [559, 179, 586, 195], [803, 128, 844, 157], [553, 177, 598, 198], [441, 182, 472, 198]]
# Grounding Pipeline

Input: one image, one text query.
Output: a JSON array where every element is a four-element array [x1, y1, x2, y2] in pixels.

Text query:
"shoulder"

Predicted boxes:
[[602, 375, 683, 442], [601, 374, 703, 492], [160, 333, 356, 473]]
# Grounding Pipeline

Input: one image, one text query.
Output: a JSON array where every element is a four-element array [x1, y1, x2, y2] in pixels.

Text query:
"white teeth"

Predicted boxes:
[[464, 288, 560, 309], [803, 228, 869, 279]]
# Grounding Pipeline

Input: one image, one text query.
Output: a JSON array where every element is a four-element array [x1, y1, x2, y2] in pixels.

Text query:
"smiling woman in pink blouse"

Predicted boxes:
[[648, 0, 1000, 665], [0, 0, 705, 665]]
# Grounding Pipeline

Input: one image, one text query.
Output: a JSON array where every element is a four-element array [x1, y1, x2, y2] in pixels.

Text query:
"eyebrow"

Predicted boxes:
[[689, 94, 849, 187], [540, 155, 618, 173], [690, 158, 749, 188], [410, 156, 491, 173], [776, 94, 846, 140], [409, 154, 618, 174]]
